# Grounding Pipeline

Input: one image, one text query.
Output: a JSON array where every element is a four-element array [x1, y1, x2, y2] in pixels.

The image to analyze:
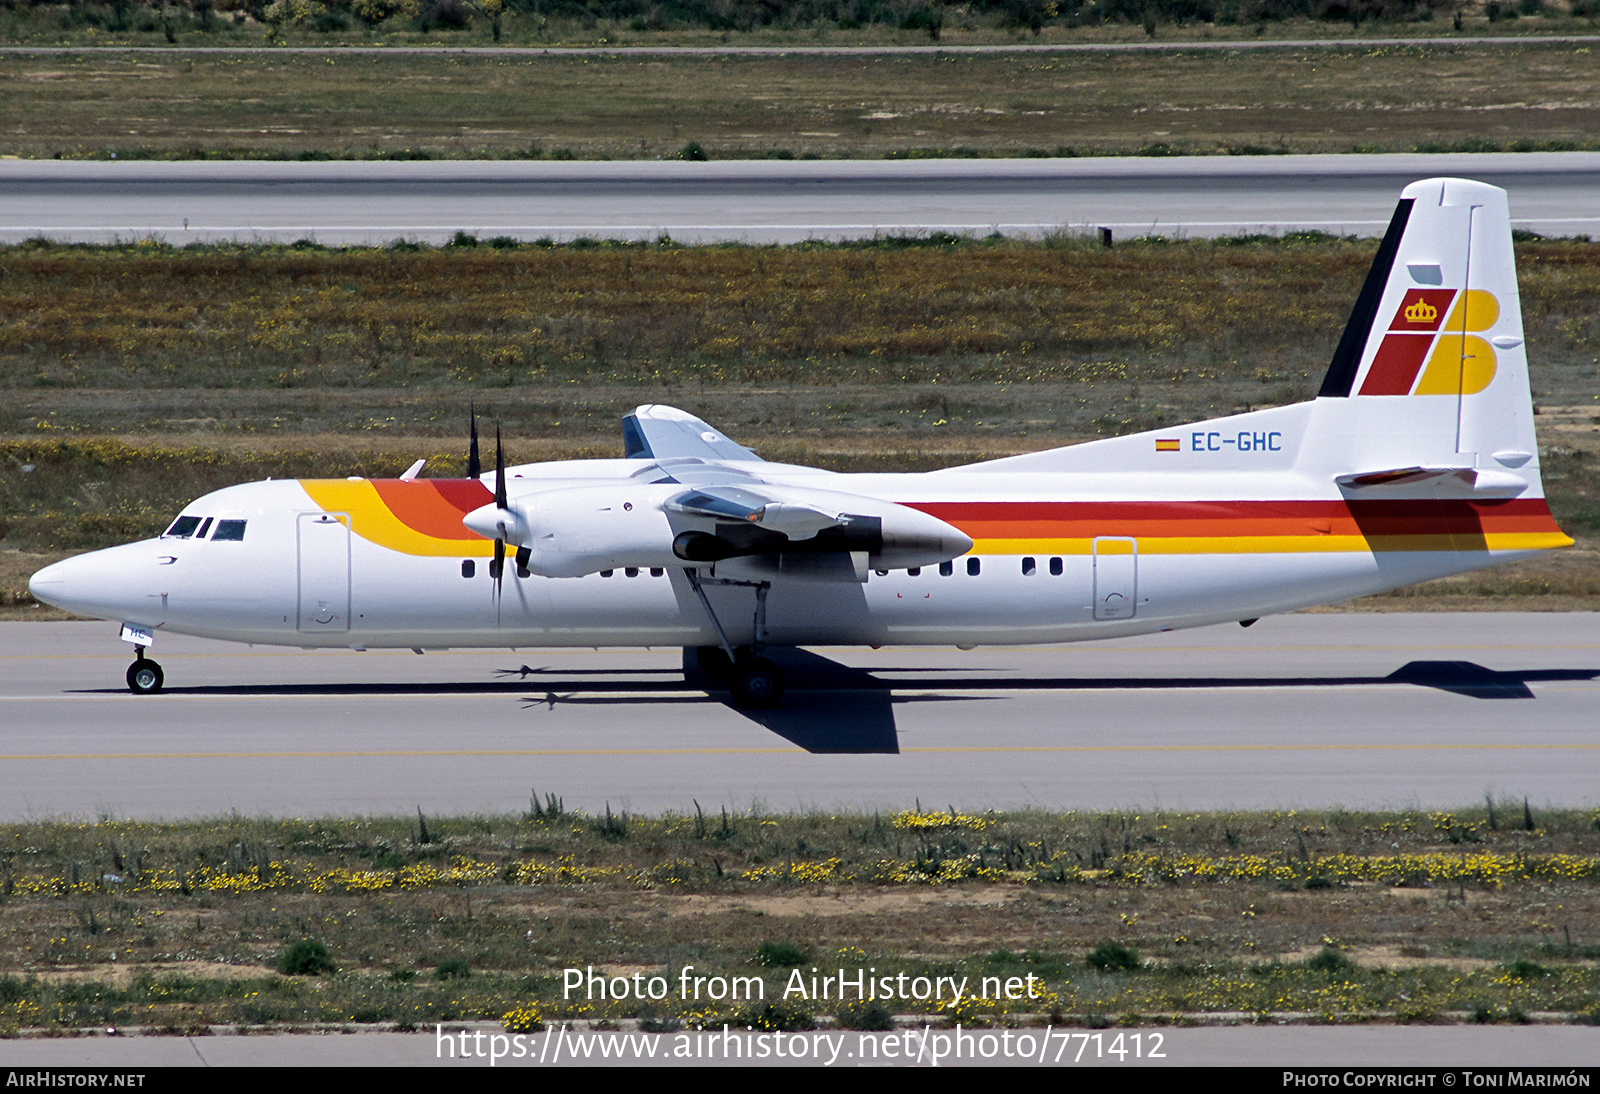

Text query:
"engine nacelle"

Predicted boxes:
[[464, 480, 973, 579], [466, 483, 682, 578]]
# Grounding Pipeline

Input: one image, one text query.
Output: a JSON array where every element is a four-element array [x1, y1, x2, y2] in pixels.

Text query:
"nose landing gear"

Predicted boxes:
[[126, 648, 164, 695]]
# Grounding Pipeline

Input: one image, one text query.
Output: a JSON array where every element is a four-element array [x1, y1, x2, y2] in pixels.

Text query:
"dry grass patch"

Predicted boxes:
[[1, 44, 1599, 160]]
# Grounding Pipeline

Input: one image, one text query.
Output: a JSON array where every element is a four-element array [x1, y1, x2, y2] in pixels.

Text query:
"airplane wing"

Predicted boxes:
[[462, 406, 972, 578], [621, 404, 763, 463], [664, 484, 843, 540]]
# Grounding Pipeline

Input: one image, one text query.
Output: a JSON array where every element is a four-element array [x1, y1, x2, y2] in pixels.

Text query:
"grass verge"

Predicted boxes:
[[0, 804, 1597, 1033], [1, 40, 1599, 160]]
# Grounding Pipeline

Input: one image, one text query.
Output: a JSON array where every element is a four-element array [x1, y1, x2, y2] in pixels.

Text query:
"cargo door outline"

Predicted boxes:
[[298, 512, 350, 632], [1093, 536, 1137, 621]]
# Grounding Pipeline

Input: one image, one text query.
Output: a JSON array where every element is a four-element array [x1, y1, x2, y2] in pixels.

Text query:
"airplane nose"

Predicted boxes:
[[28, 544, 167, 621], [27, 557, 73, 609]]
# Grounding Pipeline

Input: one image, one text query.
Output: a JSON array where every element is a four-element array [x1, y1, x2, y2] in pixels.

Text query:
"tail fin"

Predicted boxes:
[[954, 176, 1556, 515], [1314, 178, 1537, 476]]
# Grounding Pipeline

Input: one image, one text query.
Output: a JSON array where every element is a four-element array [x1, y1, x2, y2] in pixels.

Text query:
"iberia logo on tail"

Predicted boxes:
[[1358, 288, 1500, 396]]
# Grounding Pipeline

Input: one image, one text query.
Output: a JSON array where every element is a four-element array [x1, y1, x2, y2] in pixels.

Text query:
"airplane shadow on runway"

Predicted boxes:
[[99, 656, 1599, 757], [514, 655, 1600, 755], [517, 648, 957, 754]]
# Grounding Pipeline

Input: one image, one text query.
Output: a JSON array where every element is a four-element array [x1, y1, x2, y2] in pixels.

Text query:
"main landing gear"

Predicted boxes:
[[126, 647, 164, 695], [684, 570, 785, 710], [692, 645, 784, 709]]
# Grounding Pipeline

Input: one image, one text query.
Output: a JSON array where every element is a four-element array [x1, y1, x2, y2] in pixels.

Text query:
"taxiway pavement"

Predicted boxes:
[[1, 153, 1597, 245], [2, 613, 1595, 820]]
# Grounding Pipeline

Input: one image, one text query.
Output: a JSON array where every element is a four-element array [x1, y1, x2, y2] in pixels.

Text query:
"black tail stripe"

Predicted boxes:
[[1318, 197, 1414, 398]]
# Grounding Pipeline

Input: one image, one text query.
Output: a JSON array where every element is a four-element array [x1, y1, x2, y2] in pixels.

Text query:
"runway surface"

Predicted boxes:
[[3, 613, 1596, 820], [2, 153, 1598, 245]]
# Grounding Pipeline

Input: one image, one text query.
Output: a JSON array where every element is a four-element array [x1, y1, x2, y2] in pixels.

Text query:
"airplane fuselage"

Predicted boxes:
[[26, 178, 1574, 704], [34, 411, 1563, 654]]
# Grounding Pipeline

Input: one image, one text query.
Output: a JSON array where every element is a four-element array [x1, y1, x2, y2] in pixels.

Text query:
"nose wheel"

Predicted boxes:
[[126, 649, 164, 695]]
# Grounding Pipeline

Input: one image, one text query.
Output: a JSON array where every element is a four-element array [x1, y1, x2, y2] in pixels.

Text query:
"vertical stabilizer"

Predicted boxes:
[[1315, 178, 1538, 476]]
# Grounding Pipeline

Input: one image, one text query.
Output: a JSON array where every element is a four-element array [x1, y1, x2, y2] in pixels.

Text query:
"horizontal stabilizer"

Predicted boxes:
[[1336, 465, 1527, 497]]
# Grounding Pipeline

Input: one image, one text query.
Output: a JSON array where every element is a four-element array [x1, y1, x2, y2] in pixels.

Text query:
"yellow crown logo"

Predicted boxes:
[[1404, 299, 1438, 324]]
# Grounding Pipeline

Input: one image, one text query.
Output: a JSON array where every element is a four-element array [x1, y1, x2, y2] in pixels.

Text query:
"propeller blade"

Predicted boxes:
[[468, 403, 481, 481], [495, 424, 507, 510], [493, 429, 507, 600], [493, 530, 505, 601]]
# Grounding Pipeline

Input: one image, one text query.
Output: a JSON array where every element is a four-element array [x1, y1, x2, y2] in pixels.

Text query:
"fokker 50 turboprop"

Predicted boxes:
[[29, 179, 1572, 707]]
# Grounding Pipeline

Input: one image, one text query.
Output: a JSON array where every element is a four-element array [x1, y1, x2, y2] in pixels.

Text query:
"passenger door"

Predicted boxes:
[[297, 512, 350, 633]]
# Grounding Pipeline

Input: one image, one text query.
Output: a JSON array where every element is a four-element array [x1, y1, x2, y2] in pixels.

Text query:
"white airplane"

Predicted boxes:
[[29, 178, 1571, 707]]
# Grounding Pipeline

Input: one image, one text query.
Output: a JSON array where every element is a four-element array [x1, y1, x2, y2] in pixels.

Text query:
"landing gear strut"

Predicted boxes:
[[684, 570, 785, 710], [126, 647, 164, 695]]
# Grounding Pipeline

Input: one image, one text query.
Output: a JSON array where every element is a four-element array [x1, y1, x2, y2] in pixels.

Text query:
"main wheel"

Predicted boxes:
[[126, 658, 164, 695], [730, 656, 784, 710]]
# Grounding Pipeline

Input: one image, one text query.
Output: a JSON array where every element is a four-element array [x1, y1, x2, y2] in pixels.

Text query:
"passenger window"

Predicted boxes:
[[165, 516, 202, 538], [1022, 557, 1036, 576], [650, 567, 664, 577], [939, 561, 953, 577], [212, 520, 246, 541], [600, 570, 614, 578], [907, 567, 921, 577], [461, 560, 475, 578], [1049, 557, 1063, 576], [625, 567, 639, 578], [967, 557, 981, 577]]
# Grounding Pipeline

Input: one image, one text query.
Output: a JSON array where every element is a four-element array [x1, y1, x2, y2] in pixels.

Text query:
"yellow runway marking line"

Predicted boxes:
[[5, 743, 1599, 761]]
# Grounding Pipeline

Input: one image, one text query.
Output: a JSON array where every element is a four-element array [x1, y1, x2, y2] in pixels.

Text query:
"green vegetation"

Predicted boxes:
[[1087, 941, 1141, 971], [755, 940, 811, 966], [2, 0, 1598, 49], [0, 805, 1597, 1032], [277, 938, 338, 975], [434, 957, 472, 979], [836, 998, 897, 1029], [1306, 946, 1355, 973], [3, 0, 1600, 49], [0, 42, 1598, 161]]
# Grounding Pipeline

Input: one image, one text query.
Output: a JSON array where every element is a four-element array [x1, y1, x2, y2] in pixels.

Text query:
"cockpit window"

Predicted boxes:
[[164, 516, 203, 538], [212, 520, 247, 541], [195, 517, 213, 539]]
